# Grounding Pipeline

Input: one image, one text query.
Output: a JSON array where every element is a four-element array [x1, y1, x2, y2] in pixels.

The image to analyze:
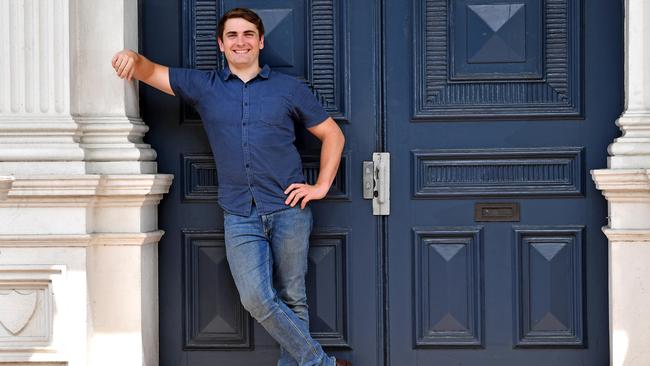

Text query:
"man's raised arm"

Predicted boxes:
[[111, 49, 174, 96]]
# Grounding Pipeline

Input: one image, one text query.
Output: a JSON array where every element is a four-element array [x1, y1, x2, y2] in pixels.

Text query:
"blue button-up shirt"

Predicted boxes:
[[169, 65, 329, 215]]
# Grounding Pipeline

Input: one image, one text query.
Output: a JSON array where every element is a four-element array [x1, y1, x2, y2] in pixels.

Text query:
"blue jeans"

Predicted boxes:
[[224, 204, 336, 366]]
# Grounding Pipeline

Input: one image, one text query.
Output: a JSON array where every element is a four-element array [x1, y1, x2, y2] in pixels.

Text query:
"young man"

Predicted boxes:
[[111, 7, 348, 366]]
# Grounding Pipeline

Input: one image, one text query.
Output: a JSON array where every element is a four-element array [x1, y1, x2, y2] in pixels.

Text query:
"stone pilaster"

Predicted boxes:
[[607, 0, 650, 169], [0, 0, 172, 365], [591, 1, 650, 365], [0, 175, 172, 365], [0, 0, 85, 176], [72, 0, 157, 174]]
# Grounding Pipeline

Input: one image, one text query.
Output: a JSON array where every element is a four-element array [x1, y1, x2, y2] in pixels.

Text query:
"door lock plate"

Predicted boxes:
[[363, 161, 375, 199], [363, 153, 390, 215]]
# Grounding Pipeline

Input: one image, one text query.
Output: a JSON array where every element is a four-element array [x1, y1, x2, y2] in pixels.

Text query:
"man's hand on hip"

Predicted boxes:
[[284, 183, 330, 209]]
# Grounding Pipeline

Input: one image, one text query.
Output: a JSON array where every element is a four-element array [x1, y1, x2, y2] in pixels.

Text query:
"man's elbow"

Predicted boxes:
[[324, 124, 345, 148]]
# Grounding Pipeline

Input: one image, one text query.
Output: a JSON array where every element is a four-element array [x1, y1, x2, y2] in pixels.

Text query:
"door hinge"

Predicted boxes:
[[363, 152, 390, 216]]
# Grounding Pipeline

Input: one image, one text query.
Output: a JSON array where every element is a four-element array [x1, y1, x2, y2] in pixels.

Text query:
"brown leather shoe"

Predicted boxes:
[[335, 359, 351, 366]]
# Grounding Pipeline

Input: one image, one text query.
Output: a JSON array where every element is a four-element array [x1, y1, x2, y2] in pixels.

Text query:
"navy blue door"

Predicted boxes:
[[385, 0, 620, 365], [141, 0, 380, 365], [143, 0, 621, 365]]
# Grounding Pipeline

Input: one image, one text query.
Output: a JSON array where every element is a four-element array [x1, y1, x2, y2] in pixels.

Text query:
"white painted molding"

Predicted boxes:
[[77, 117, 158, 175], [0, 116, 85, 173], [4, 175, 173, 198], [77, 117, 156, 160], [0, 175, 173, 235], [0, 231, 165, 248], [592, 169, 650, 202], [603, 228, 650, 242], [592, 169, 650, 231]]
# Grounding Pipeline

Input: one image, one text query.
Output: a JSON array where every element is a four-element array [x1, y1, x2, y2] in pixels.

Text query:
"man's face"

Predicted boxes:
[[218, 18, 264, 69]]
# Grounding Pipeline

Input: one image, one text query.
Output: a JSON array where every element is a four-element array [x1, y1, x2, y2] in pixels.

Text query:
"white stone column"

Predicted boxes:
[[72, 0, 157, 174], [0, 0, 173, 365], [592, 1, 650, 365], [0, 0, 85, 176], [607, 0, 650, 169]]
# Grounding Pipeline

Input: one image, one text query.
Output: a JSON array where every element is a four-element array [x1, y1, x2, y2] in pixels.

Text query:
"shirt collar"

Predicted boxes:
[[259, 64, 270, 79], [222, 64, 271, 81], [222, 66, 233, 81]]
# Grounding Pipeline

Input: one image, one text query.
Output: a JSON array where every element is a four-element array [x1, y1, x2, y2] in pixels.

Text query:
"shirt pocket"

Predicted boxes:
[[259, 96, 290, 126]]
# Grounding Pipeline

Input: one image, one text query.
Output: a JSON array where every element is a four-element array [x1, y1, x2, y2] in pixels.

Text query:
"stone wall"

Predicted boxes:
[[0, 1, 171, 365], [592, 1, 650, 366]]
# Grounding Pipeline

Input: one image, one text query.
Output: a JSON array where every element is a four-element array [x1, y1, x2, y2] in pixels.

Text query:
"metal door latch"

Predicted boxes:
[[363, 152, 390, 216]]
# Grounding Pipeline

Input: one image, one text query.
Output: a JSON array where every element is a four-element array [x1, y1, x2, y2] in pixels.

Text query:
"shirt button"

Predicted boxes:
[[244, 102, 248, 106], [246, 164, 250, 168], [243, 122, 247, 126]]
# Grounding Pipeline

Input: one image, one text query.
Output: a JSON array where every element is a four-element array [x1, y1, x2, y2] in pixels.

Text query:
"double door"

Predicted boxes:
[[142, 0, 620, 365]]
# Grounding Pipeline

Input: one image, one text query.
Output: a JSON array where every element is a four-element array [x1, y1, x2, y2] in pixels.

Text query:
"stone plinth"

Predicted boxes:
[[0, 175, 172, 365]]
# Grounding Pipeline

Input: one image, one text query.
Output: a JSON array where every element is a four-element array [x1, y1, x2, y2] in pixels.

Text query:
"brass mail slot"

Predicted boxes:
[[474, 202, 520, 222]]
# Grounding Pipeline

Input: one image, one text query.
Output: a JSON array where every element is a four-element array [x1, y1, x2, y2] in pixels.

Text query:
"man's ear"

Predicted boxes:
[[217, 37, 225, 52], [259, 35, 264, 50]]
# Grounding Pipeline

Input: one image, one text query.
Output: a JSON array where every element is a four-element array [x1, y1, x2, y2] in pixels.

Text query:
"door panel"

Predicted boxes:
[[142, 0, 380, 365], [144, 0, 620, 364], [385, 0, 620, 364]]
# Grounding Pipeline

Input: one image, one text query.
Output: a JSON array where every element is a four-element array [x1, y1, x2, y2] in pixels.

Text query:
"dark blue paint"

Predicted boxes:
[[513, 226, 585, 347], [452, 1, 543, 79], [143, 0, 380, 365], [413, 227, 483, 347], [411, 147, 584, 198], [386, 0, 620, 364], [141, 0, 621, 364], [183, 230, 251, 349], [182, 154, 218, 202], [414, 0, 582, 118]]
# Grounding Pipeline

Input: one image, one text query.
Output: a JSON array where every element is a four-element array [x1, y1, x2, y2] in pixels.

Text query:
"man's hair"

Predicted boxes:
[[217, 8, 265, 40]]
